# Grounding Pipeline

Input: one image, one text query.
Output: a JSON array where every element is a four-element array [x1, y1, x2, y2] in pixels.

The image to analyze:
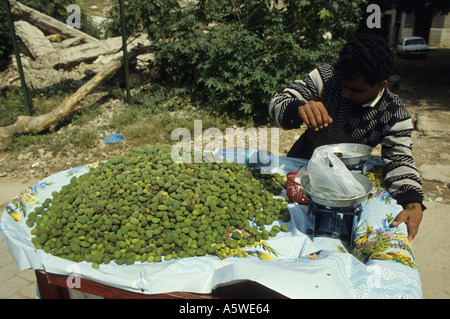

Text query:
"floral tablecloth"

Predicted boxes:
[[0, 150, 422, 298]]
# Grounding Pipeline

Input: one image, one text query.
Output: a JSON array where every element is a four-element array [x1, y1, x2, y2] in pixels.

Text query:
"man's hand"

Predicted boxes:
[[297, 101, 333, 131], [391, 202, 423, 240]]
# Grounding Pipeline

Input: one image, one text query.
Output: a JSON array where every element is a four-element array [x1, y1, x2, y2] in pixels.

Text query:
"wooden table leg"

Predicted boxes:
[[35, 270, 71, 299]]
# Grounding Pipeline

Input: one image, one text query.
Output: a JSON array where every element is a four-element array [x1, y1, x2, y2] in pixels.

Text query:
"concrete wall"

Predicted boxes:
[[395, 11, 450, 48], [429, 14, 450, 47], [398, 12, 415, 39]]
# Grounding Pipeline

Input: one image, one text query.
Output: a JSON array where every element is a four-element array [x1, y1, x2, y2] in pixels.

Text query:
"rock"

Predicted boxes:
[[31, 162, 40, 168], [46, 34, 61, 43], [42, 152, 53, 159], [35, 36, 123, 68], [5, 161, 19, 170], [36, 34, 151, 69], [419, 164, 450, 184], [136, 52, 155, 70], [58, 37, 82, 49], [427, 192, 438, 201], [10, 0, 99, 44], [14, 20, 56, 59], [5, 56, 86, 90], [17, 153, 29, 160], [94, 54, 115, 65]]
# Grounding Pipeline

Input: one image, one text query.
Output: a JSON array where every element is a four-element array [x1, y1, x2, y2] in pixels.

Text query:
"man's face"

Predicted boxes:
[[340, 76, 387, 105]]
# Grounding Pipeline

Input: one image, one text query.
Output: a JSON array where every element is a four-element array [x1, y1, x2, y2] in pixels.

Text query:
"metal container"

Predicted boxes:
[[300, 172, 374, 208], [314, 143, 373, 167]]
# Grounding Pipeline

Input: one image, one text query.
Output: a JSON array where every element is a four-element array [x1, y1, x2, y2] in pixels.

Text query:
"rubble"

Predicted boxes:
[[14, 20, 56, 58], [9, 0, 99, 44], [0, 1, 157, 151], [1, 1, 155, 91]]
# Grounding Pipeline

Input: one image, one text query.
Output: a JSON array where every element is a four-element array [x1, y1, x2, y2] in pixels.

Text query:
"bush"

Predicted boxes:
[[0, 1, 13, 71], [107, 0, 366, 124]]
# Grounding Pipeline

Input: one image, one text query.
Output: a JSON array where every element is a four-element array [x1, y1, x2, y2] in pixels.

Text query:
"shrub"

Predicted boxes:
[[107, 0, 366, 124]]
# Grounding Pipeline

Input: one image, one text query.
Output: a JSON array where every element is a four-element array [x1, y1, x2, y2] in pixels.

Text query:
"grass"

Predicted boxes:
[[6, 130, 68, 156], [68, 127, 98, 148], [0, 81, 235, 160], [0, 90, 69, 126], [0, 2, 243, 161]]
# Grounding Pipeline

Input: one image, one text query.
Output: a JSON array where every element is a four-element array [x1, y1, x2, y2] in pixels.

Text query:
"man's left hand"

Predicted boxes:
[[391, 202, 423, 240]]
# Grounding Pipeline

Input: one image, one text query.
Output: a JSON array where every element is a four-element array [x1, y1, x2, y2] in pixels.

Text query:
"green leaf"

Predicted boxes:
[[318, 8, 332, 20]]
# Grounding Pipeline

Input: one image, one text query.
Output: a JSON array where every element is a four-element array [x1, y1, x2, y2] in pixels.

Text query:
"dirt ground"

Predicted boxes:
[[1, 48, 449, 299]]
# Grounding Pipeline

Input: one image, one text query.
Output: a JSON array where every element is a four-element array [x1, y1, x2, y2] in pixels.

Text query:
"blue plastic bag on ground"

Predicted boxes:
[[103, 134, 124, 144]]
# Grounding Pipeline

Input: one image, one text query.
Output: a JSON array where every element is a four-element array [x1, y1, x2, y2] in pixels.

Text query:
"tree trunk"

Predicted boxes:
[[0, 44, 155, 151]]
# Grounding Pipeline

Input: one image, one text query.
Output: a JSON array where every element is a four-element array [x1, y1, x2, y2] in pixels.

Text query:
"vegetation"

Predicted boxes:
[[1, 0, 375, 158], [106, 0, 366, 124]]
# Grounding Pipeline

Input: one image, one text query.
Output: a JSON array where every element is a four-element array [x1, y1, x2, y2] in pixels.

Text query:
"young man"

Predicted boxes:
[[268, 34, 424, 240]]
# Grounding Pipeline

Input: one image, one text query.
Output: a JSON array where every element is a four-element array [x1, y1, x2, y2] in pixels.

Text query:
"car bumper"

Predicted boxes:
[[404, 50, 428, 55]]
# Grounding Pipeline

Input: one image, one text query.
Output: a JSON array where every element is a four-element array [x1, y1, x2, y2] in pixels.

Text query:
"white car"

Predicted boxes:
[[396, 36, 429, 58]]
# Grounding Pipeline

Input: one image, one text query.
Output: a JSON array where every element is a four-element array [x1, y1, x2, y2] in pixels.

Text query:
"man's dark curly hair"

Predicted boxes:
[[334, 34, 394, 86]]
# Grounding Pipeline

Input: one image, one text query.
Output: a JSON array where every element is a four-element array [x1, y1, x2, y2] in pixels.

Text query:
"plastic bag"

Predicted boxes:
[[294, 166, 308, 184], [103, 134, 124, 144], [307, 149, 365, 199], [244, 149, 272, 167]]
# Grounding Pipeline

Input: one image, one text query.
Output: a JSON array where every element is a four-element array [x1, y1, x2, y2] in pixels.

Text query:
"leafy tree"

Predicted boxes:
[[106, 0, 369, 123], [0, 1, 12, 71]]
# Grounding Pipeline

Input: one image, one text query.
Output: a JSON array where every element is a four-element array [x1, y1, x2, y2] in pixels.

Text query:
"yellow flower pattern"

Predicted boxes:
[[18, 193, 37, 205], [351, 171, 416, 269]]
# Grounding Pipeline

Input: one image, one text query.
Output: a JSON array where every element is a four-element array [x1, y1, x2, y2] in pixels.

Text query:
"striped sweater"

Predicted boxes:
[[268, 63, 424, 206]]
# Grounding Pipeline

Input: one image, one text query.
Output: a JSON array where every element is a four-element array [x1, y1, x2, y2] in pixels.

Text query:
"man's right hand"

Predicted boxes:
[[296, 101, 333, 131]]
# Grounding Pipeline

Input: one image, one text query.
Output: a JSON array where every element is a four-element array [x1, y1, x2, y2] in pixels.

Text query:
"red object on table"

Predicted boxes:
[[286, 172, 308, 204]]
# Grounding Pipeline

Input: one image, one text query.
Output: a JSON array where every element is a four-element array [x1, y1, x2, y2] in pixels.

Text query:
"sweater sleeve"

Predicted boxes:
[[268, 66, 326, 130], [381, 117, 425, 208]]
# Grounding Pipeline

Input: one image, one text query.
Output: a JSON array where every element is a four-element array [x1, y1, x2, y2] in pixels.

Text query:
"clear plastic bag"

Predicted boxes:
[[307, 149, 365, 199], [294, 166, 308, 184]]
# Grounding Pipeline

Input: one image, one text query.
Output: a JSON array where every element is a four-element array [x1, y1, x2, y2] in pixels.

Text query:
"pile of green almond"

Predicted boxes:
[[26, 145, 291, 268]]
